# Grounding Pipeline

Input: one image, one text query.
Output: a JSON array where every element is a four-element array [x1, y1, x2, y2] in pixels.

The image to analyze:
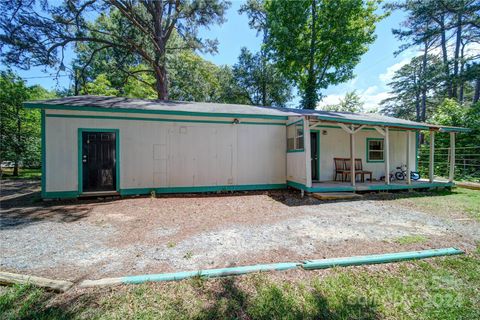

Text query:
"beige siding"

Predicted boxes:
[[318, 127, 417, 181], [286, 152, 307, 184], [44, 110, 286, 192]]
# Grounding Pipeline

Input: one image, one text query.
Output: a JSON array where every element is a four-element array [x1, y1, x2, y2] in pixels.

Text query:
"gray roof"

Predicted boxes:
[[25, 95, 468, 131]]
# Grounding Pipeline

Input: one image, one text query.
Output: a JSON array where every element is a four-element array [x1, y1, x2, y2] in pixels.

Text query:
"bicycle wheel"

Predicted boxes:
[[410, 172, 420, 181], [395, 172, 405, 180]]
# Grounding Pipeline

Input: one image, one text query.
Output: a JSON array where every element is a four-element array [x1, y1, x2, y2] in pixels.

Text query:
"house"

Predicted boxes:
[[25, 96, 468, 199]]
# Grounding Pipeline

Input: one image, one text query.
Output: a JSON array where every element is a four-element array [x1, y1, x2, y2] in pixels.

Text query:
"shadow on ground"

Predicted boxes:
[[0, 277, 381, 320]]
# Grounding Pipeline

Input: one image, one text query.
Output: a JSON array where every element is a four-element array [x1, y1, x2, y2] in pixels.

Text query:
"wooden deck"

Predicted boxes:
[[287, 179, 454, 193]]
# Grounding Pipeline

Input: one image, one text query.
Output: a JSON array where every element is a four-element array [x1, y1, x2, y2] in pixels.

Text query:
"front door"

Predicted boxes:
[[82, 131, 116, 192], [311, 132, 319, 181]]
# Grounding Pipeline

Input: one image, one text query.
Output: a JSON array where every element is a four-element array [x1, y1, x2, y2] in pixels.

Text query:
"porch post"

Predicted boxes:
[[384, 127, 390, 185], [429, 130, 435, 183], [304, 118, 312, 188], [350, 124, 355, 187], [449, 132, 455, 182], [406, 131, 411, 185]]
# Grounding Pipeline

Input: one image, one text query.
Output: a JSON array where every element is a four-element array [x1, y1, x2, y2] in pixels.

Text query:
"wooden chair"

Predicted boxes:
[[333, 157, 349, 181], [344, 158, 364, 182], [355, 158, 372, 182]]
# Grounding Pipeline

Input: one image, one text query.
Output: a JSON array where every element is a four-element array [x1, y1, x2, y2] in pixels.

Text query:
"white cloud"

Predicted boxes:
[[379, 58, 410, 84], [318, 86, 391, 113]]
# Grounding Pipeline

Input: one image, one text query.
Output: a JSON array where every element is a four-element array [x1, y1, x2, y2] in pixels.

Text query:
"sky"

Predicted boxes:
[[8, 0, 418, 111]]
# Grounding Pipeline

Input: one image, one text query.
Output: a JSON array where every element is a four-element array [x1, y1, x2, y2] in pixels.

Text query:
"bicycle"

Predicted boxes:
[[394, 164, 420, 181]]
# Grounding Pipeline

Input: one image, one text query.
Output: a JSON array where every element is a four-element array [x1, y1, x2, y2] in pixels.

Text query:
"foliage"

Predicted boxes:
[[265, 0, 382, 109], [381, 55, 444, 121], [0, 71, 54, 174], [233, 47, 292, 106], [0, 0, 230, 99], [386, 0, 480, 102], [321, 90, 364, 113], [426, 99, 480, 180], [0, 168, 42, 180], [80, 74, 119, 96]]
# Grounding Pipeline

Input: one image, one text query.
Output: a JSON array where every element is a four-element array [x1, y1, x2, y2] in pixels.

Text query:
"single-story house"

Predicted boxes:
[[25, 96, 468, 199]]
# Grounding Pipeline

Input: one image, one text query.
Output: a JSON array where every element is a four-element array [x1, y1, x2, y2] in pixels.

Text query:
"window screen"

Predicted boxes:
[[367, 139, 384, 162]]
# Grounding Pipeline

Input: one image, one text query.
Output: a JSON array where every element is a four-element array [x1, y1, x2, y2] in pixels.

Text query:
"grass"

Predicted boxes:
[[0, 168, 41, 180], [394, 235, 428, 245], [1, 251, 479, 320], [385, 187, 480, 221]]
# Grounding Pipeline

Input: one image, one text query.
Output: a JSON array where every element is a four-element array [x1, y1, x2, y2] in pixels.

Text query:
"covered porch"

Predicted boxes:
[[286, 113, 468, 194]]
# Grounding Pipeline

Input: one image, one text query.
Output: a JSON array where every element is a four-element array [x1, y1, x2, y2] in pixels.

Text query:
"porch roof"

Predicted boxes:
[[25, 95, 469, 132]]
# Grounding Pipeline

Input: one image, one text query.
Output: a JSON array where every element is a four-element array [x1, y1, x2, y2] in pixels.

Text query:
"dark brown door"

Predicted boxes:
[[311, 132, 319, 181], [82, 132, 116, 192]]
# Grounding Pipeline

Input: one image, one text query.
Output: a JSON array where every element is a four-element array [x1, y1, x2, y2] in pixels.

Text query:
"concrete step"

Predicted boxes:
[[311, 192, 363, 200]]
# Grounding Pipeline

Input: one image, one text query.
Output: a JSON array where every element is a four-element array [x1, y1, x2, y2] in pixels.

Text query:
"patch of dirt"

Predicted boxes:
[[1, 180, 479, 281]]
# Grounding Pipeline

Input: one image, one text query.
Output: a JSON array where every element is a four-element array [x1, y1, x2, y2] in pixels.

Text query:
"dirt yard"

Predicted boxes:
[[1, 180, 479, 281]]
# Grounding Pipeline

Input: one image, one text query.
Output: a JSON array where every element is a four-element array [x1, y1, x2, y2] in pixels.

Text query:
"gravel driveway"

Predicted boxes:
[[1, 180, 479, 281]]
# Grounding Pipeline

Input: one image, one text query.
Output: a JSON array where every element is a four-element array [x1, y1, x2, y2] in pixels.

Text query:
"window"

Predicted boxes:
[[367, 138, 384, 162], [287, 121, 304, 152]]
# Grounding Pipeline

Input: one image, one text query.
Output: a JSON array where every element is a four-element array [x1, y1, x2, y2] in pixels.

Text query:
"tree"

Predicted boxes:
[[0, 72, 54, 175], [388, 0, 480, 100], [238, 1, 292, 107], [380, 55, 444, 122], [265, 0, 381, 109], [232, 47, 292, 107], [0, 0, 230, 100], [81, 74, 119, 96], [322, 90, 364, 113]]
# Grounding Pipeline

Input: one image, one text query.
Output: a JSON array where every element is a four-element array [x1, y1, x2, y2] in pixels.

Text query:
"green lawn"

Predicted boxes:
[[384, 187, 480, 222], [0, 168, 41, 180], [1, 251, 479, 320]]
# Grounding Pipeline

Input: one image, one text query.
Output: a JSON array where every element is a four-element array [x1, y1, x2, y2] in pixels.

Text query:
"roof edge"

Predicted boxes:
[[23, 102, 290, 121]]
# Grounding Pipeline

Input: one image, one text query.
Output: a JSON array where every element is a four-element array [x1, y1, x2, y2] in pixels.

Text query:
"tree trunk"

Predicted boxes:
[[13, 107, 21, 177], [474, 78, 480, 103], [452, 12, 462, 99], [459, 41, 465, 103], [303, 0, 317, 110], [421, 40, 428, 122], [154, 66, 168, 100], [261, 48, 267, 106], [439, 15, 452, 97], [413, 64, 421, 122]]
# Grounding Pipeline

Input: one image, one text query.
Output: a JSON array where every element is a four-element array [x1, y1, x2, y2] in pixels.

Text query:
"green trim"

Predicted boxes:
[[439, 127, 471, 133], [41, 110, 46, 198], [287, 180, 454, 193], [286, 119, 305, 153], [311, 130, 321, 181], [46, 114, 285, 126], [78, 128, 120, 195], [312, 115, 430, 130], [366, 138, 385, 163], [363, 182, 454, 191], [25, 102, 289, 120], [287, 180, 355, 192], [43, 191, 79, 199], [286, 149, 305, 153], [286, 118, 303, 126], [119, 184, 286, 196]]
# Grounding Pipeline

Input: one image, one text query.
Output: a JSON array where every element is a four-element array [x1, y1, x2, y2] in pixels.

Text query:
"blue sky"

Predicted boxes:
[[11, 0, 415, 111]]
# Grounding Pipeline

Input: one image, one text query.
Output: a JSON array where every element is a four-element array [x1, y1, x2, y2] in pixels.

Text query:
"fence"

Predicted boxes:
[[418, 146, 480, 181]]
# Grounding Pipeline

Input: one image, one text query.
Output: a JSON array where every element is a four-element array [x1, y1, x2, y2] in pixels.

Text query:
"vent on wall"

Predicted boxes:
[[322, 130, 328, 135]]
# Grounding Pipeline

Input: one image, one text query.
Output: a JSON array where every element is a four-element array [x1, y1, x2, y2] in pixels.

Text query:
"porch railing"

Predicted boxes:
[[418, 146, 480, 181]]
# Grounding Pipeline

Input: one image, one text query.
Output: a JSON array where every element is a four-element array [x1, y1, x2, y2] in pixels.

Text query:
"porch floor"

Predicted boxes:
[[309, 179, 454, 193]]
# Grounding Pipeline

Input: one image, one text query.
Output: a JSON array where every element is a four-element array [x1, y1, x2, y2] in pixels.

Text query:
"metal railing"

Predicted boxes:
[[418, 146, 480, 181]]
